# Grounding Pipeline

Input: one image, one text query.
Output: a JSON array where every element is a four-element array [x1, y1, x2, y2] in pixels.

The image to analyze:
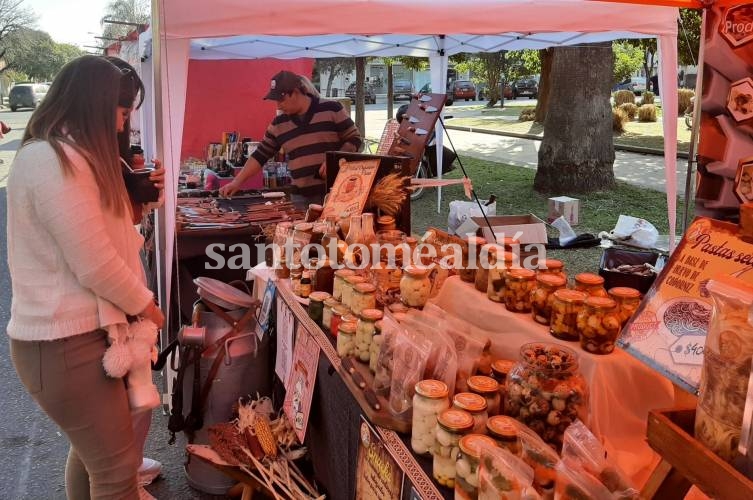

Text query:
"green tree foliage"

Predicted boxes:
[[0, 0, 36, 67], [613, 42, 643, 84], [1, 28, 83, 80], [101, 0, 149, 39], [678, 8, 701, 67], [453, 50, 539, 107]]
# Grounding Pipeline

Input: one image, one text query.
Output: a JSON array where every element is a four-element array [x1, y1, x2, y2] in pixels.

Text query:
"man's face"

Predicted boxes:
[[276, 91, 297, 115]]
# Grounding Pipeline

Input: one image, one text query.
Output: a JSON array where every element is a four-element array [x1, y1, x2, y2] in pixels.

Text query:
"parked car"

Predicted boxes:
[[393, 80, 414, 101], [477, 82, 512, 101], [613, 77, 648, 95], [450, 80, 477, 101], [345, 82, 377, 104], [9, 83, 48, 111], [416, 82, 453, 105], [511, 78, 538, 99]]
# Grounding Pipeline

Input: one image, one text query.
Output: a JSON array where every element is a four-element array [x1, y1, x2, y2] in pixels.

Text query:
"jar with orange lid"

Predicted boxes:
[[608, 286, 641, 327], [491, 359, 516, 388], [333, 268, 356, 301], [537, 258, 566, 279], [336, 321, 357, 357], [455, 434, 498, 499], [351, 282, 376, 315], [486, 415, 522, 455], [342, 275, 366, 310], [307, 291, 330, 328], [577, 296, 621, 354], [487, 249, 514, 303], [549, 289, 588, 341], [330, 304, 349, 337], [504, 269, 537, 313], [531, 273, 567, 325], [411, 380, 450, 455], [453, 392, 489, 434], [376, 215, 397, 231], [573, 272, 608, 298], [434, 409, 475, 488], [467, 375, 501, 416], [355, 308, 383, 362], [460, 236, 487, 283], [322, 297, 339, 333], [400, 265, 432, 307], [369, 320, 383, 373], [474, 243, 496, 293]]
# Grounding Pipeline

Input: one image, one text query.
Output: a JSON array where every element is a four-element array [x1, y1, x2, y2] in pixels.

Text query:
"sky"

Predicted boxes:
[[23, 0, 110, 49]]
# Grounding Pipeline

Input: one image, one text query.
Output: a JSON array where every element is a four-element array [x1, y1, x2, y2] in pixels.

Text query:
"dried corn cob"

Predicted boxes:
[[254, 416, 278, 458]]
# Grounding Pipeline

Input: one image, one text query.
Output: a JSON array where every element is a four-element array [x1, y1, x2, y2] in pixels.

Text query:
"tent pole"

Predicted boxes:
[[683, 9, 706, 234]]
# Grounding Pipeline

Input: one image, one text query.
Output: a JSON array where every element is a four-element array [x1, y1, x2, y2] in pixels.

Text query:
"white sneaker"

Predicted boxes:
[[138, 485, 156, 500], [138, 457, 162, 486]]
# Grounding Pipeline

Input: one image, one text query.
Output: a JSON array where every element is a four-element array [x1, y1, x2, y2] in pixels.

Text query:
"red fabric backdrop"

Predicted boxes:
[[180, 58, 315, 161]]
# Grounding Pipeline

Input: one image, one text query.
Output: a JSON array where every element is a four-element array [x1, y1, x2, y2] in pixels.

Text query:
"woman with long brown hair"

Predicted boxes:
[[7, 55, 164, 499]]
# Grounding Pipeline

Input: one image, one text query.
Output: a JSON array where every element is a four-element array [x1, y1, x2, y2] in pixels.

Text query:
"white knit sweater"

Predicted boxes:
[[6, 140, 154, 341]]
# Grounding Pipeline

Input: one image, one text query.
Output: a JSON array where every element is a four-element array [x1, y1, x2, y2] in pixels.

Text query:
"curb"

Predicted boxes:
[[443, 124, 690, 160]]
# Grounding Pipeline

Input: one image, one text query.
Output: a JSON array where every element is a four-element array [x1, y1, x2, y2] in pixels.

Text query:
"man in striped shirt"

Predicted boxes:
[[219, 71, 362, 204]]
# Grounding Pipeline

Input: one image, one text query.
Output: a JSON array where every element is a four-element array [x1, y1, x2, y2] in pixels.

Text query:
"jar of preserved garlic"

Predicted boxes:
[[342, 275, 366, 310], [474, 243, 496, 293], [573, 273, 608, 298], [487, 249, 514, 303], [537, 258, 566, 279], [460, 236, 486, 283], [455, 434, 498, 500], [307, 291, 330, 328], [486, 415, 522, 455], [351, 282, 377, 316], [549, 289, 588, 341], [434, 409, 475, 489], [355, 309, 383, 363], [336, 321, 357, 358], [453, 392, 489, 435], [531, 274, 567, 325], [333, 269, 356, 301], [467, 375, 501, 416], [369, 320, 384, 374], [322, 297, 339, 334], [400, 266, 432, 308], [504, 269, 537, 313], [411, 380, 450, 456], [608, 287, 641, 328], [577, 296, 621, 355], [330, 304, 349, 337]]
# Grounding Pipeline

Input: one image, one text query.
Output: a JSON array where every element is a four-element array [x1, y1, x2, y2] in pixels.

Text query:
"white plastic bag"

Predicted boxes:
[[448, 199, 496, 236], [611, 215, 658, 248]]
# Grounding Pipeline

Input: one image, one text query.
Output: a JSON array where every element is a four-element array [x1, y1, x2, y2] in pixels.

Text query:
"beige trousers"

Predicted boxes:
[[10, 329, 139, 500]]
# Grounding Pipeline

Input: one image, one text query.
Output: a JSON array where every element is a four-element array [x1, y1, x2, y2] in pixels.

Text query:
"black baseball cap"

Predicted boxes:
[[264, 71, 302, 101]]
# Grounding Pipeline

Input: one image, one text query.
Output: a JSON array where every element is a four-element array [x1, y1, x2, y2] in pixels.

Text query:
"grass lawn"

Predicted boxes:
[[410, 156, 684, 277]]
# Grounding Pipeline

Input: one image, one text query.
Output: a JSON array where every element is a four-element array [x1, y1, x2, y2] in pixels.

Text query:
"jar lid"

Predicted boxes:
[[466, 236, 487, 246], [415, 379, 449, 399], [294, 222, 314, 232], [308, 203, 323, 211], [609, 287, 641, 299], [388, 302, 410, 313], [491, 359, 516, 377], [324, 298, 339, 307], [335, 269, 356, 278], [332, 304, 350, 316], [539, 259, 564, 271], [553, 289, 588, 304], [360, 309, 383, 321], [467, 375, 499, 394], [377, 215, 395, 225], [342, 313, 359, 323], [345, 275, 367, 285], [406, 236, 418, 245], [309, 291, 331, 303], [437, 408, 474, 432], [338, 321, 357, 334], [585, 296, 617, 309], [403, 265, 431, 277], [354, 283, 377, 294], [459, 434, 498, 459], [507, 269, 535, 280], [375, 320, 383, 332], [536, 274, 567, 287], [487, 416, 520, 439], [575, 272, 604, 286], [453, 392, 488, 413]]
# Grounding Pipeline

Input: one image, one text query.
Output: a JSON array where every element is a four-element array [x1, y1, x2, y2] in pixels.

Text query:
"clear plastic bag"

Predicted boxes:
[[554, 457, 613, 500], [373, 314, 402, 396], [401, 315, 458, 395], [477, 444, 534, 500], [388, 327, 432, 419], [696, 276, 753, 462], [518, 426, 561, 495]]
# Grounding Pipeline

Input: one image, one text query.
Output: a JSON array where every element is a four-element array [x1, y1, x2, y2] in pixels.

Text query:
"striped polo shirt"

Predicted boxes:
[[251, 96, 362, 197]]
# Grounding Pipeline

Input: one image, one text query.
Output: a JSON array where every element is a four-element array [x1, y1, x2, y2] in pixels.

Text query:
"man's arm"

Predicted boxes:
[[334, 105, 362, 153], [220, 124, 279, 196]]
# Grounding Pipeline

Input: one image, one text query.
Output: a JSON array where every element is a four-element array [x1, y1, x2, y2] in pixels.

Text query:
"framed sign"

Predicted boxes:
[[320, 157, 380, 221], [283, 325, 320, 443], [355, 417, 404, 500], [275, 298, 295, 385], [620, 217, 753, 393]]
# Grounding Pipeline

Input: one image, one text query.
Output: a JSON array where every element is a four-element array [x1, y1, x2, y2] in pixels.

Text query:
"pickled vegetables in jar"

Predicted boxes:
[[577, 297, 621, 355], [455, 434, 498, 500], [504, 269, 536, 313], [434, 409, 474, 488], [573, 273, 608, 298], [487, 248, 514, 303], [531, 274, 567, 325], [536, 258, 565, 280], [453, 392, 489, 435], [411, 379, 450, 456], [549, 289, 587, 342], [608, 287, 641, 328]]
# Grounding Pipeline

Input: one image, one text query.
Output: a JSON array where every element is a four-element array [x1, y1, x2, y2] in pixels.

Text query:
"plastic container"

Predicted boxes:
[[434, 409, 475, 488], [504, 269, 536, 313], [577, 296, 621, 355], [574, 273, 608, 298], [467, 375, 501, 416], [455, 434, 498, 500], [599, 247, 663, 294], [400, 266, 432, 308], [411, 380, 450, 455], [355, 309, 383, 363], [453, 392, 489, 435], [531, 274, 567, 325], [608, 286, 642, 328], [549, 289, 588, 341]]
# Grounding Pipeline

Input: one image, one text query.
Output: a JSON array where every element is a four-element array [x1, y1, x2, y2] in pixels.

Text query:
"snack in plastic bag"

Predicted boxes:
[[373, 314, 402, 396], [388, 328, 432, 419], [554, 457, 613, 500], [477, 443, 534, 500], [696, 276, 753, 462], [519, 426, 561, 495], [401, 315, 458, 395]]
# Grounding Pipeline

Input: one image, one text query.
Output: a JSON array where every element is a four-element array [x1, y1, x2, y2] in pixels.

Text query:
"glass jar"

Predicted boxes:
[[292, 222, 314, 266], [504, 269, 537, 313], [453, 392, 489, 435], [608, 286, 642, 328], [455, 434, 498, 500], [342, 275, 366, 311], [411, 380, 450, 455], [291, 269, 302, 296], [577, 296, 621, 355], [574, 273, 608, 298], [487, 249, 513, 303], [369, 321, 383, 374], [505, 343, 587, 450], [490, 359, 515, 412], [474, 244, 496, 293], [313, 259, 335, 295], [351, 282, 377, 316], [377, 215, 397, 231], [305, 203, 324, 223], [537, 258, 566, 280], [333, 269, 355, 301], [330, 304, 349, 337], [486, 415, 522, 455], [467, 375, 501, 416], [322, 298, 339, 334], [336, 321, 357, 358], [299, 270, 312, 298], [400, 266, 432, 308], [549, 289, 588, 341], [531, 274, 567, 325], [355, 309, 383, 363], [307, 291, 331, 328], [434, 409, 474, 489], [460, 236, 486, 283], [274, 221, 294, 279]]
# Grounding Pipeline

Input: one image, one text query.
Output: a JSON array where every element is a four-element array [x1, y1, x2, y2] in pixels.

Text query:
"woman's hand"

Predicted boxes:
[[149, 160, 165, 190], [139, 300, 165, 329]]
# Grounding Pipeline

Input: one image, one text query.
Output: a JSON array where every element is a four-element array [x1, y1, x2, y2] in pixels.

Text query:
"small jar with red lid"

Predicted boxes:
[[453, 392, 489, 434], [531, 273, 567, 325], [573, 272, 608, 298], [549, 289, 588, 341], [487, 247, 514, 303], [434, 409, 475, 489], [467, 375, 501, 416], [411, 379, 450, 456], [504, 269, 537, 313], [537, 258, 566, 280], [608, 286, 641, 328], [486, 415, 522, 455], [455, 434, 498, 500], [577, 296, 621, 354]]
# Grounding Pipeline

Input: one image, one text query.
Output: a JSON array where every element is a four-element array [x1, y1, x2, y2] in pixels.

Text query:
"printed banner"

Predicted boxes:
[[283, 325, 320, 443], [320, 159, 380, 221], [355, 417, 404, 500], [275, 298, 295, 385]]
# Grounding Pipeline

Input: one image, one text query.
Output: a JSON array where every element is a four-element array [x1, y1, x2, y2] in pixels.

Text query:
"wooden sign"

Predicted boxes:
[[620, 217, 753, 393], [355, 417, 404, 500], [320, 158, 380, 221], [283, 325, 320, 443]]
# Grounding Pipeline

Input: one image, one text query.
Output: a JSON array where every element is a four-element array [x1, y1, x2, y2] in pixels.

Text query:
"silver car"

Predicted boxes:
[[9, 83, 49, 112]]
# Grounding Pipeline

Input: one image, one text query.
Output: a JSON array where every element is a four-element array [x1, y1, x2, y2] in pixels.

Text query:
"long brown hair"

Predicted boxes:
[[22, 55, 143, 216]]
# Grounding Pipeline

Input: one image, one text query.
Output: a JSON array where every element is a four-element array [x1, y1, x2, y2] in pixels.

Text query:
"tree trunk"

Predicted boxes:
[[325, 71, 336, 98], [387, 65, 394, 119], [535, 49, 553, 123], [355, 57, 366, 141], [534, 43, 616, 193]]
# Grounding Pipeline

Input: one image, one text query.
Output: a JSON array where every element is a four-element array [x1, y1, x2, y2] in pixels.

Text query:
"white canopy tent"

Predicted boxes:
[[149, 0, 680, 322]]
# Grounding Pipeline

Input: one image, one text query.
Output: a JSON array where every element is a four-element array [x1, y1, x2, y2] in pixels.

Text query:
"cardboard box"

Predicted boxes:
[[548, 196, 580, 226], [470, 214, 548, 245]]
